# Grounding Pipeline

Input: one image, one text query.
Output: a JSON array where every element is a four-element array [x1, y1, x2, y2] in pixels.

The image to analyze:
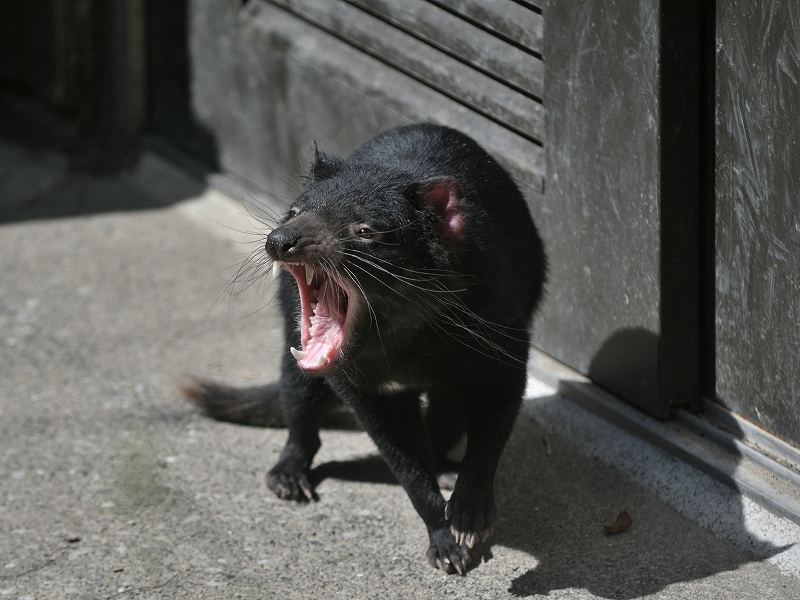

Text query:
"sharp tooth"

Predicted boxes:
[[310, 302, 318, 313], [290, 347, 307, 361], [315, 355, 326, 367], [272, 261, 283, 278], [305, 263, 314, 286]]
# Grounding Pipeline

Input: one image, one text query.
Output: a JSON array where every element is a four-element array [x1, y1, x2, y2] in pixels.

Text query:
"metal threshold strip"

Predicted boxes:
[[527, 348, 800, 528]]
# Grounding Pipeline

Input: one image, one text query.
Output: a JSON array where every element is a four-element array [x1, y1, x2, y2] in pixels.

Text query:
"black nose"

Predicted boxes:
[[265, 227, 300, 261]]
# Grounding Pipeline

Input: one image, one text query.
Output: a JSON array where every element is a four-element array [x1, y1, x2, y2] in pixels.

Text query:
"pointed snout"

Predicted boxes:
[[265, 226, 300, 261]]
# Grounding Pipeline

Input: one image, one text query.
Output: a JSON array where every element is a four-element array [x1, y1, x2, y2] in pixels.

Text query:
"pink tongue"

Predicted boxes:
[[297, 283, 345, 370]]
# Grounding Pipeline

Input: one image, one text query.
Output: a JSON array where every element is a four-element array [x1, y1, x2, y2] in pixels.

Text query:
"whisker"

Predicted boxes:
[[341, 263, 388, 366], [329, 245, 530, 367], [342, 252, 466, 295]]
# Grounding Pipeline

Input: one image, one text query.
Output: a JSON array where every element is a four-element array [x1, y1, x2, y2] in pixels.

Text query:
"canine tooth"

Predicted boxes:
[[305, 263, 314, 285], [315, 355, 326, 367], [272, 261, 283, 278], [290, 347, 307, 360]]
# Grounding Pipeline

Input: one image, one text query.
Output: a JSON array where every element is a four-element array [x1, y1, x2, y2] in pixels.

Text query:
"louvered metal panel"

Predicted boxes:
[[267, 0, 544, 144], [430, 0, 543, 55]]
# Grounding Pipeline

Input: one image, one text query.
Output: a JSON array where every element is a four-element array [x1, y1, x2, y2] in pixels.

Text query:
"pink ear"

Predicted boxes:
[[420, 177, 465, 245]]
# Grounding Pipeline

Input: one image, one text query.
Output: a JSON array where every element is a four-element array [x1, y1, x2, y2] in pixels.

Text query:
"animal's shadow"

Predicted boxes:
[[307, 397, 787, 598], [309, 455, 398, 487]]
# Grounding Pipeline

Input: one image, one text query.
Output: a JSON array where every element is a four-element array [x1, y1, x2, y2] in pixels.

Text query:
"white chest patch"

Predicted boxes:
[[379, 380, 408, 393]]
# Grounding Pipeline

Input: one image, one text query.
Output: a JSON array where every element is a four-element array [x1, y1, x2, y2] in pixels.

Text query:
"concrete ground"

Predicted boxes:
[[1, 141, 799, 599]]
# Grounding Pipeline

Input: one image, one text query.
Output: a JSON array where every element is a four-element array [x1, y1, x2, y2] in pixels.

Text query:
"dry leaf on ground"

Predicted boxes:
[[603, 510, 632, 534]]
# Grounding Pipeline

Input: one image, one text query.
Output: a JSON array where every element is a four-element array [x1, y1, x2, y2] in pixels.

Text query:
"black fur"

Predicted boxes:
[[184, 123, 546, 575]]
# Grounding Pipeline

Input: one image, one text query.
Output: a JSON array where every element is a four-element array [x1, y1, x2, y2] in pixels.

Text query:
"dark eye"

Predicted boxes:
[[350, 223, 381, 240], [354, 225, 379, 240], [286, 207, 300, 220]]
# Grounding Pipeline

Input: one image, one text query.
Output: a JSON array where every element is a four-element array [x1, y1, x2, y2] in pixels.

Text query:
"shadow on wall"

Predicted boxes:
[[0, 0, 219, 224], [587, 328, 658, 412]]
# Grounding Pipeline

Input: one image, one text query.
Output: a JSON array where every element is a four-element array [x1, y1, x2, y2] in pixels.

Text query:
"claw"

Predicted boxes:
[[444, 500, 453, 520], [299, 478, 314, 501], [466, 533, 476, 548], [454, 561, 463, 575]]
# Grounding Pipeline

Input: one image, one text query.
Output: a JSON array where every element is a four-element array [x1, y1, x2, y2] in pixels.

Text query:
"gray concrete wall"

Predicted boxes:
[[715, 0, 800, 447], [542, 0, 701, 417]]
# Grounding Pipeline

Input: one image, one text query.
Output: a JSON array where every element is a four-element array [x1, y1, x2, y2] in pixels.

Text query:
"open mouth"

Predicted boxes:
[[277, 261, 349, 373]]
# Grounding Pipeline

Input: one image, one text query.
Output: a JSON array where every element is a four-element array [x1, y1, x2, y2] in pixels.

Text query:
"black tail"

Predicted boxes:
[[179, 379, 286, 427], [179, 378, 360, 429]]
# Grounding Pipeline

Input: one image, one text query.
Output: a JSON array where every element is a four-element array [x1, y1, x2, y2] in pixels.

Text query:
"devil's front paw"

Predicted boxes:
[[444, 486, 496, 548], [266, 460, 315, 501], [426, 528, 471, 575]]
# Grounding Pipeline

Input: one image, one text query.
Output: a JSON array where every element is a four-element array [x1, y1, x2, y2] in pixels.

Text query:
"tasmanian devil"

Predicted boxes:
[[183, 123, 546, 575]]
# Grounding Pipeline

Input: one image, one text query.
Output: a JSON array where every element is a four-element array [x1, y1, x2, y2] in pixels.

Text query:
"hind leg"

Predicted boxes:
[[424, 390, 466, 490], [443, 373, 525, 547]]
